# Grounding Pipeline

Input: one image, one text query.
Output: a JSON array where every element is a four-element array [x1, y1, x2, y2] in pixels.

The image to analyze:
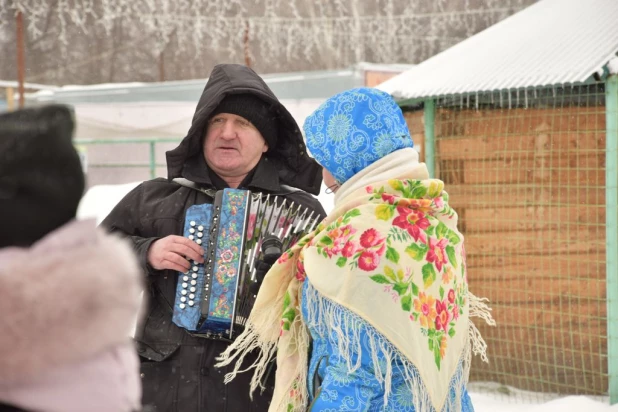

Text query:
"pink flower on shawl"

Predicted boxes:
[[295, 257, 306, 282], [452, 305, 460, 320], [341, 241, 356, 258], [324, 224, 356, 257], [365, 185, 374, 194], [381, 193, 396, 204], [435, 299, 450, 332], [358, 250, 380, 271], [392, 207, 430, 243], [433, 196, 444, 210], [426, 237, 449, 272], [447, 289, 455, 304], [277, 252, 290, 264], [359, 228, 384, 248]]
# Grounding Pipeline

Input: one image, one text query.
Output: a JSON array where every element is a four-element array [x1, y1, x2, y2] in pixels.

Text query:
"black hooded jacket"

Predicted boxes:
[[102, 64, 325, 412]]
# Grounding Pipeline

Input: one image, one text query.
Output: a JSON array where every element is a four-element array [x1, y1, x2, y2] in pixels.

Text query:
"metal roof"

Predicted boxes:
[[378, 0, 618, 100], [26, 69, 364, 105]]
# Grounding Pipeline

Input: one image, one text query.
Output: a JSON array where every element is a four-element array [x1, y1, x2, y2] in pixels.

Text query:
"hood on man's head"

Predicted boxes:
[[165, 64, 322, 195], [303, 87, 414, 185], [0, 105, 85, 247]]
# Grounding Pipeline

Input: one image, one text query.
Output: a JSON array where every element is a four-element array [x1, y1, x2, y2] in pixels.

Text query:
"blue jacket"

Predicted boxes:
[[302, 280, 475, 412]]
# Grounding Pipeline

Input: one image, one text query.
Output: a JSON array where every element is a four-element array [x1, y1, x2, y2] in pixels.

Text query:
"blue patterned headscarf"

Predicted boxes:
[[303, 87, 414, 185]]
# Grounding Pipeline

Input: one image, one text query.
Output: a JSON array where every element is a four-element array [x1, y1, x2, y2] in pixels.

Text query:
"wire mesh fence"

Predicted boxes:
[[405, 82, 611, 400], [73, 138, 180, 187]]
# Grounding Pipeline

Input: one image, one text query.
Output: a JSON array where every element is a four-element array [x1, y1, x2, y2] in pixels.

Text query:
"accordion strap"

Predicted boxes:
[[172, 177, 302, 197], [172, 178, 218, 198]]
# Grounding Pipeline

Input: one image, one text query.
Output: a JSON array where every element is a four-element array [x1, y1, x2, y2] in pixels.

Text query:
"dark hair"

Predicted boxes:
[[0, 105, 85, 247]]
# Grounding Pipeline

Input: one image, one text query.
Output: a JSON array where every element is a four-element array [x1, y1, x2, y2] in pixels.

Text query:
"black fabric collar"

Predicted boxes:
[[181, 155, 281, 192]]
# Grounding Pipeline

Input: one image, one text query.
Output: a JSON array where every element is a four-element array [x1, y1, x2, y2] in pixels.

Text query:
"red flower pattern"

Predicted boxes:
[[435, 299, 450, 332], [448, 289, 455, 304], [358, 250, 380, 271], [381, 193, 396, 204], [359, 228, 383, 248], [341, 241, 356, 258], [426, 237, 449, 272], [310, 180, 464, 368], [392, 207, 430, 243]]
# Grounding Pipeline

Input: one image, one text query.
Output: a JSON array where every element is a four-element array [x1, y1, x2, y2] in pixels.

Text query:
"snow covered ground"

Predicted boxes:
[[77, 182, 618, 412]]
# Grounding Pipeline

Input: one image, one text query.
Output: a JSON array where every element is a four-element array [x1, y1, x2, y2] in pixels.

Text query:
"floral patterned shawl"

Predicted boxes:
[[217, 148, 494, 411]]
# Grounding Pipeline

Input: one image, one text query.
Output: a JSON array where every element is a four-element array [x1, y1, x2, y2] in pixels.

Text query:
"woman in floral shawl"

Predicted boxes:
[[217, 87, 494, 411]]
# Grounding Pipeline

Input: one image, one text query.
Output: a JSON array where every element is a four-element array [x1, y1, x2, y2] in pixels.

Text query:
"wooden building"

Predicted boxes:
[[379, 0, 618, 401]]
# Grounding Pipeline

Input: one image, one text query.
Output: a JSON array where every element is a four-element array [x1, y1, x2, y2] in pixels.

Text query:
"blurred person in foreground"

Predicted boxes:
[[218, 87, 495, 411], [0, 105, 142, 412], [101, 63, 326, 411]]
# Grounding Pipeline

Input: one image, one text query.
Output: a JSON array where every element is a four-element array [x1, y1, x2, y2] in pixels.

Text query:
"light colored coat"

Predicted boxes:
[[0, 219, 142, 412]]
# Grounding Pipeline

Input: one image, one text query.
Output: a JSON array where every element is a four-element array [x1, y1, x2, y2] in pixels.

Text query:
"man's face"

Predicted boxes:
[[203, 113, 268, 181]]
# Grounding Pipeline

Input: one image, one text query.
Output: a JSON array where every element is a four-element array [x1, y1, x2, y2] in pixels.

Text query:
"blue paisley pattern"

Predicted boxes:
[[303, 87, 414, 185], [301, 281, 475, 412]]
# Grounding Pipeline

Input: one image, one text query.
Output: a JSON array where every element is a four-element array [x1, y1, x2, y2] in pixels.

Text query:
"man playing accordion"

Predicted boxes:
[[102, 63, 326, 412]]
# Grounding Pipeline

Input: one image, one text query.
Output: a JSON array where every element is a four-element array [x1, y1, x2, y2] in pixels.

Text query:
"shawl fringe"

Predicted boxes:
[[302, 281, 475, 412], [217, 273, 496, 412]]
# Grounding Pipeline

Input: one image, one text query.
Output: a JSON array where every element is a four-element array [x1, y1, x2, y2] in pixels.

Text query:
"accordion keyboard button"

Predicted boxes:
[[198, 225, 204, 231], [180, 297, 187, 303], [179, 303, 186, 309], [191, 280, 197, 286], [189, 228, 195, 234], [197, 232, 203, 238], [189, 235, 194, 240], [182, 282, 188, 288], [190, 287, 196, 293], [196, 239, 202, 245], [188, 300, 195, 306], [189, 294, 195, 299], [181, 290, 188, 296], [193, 266, 198, 272], [183, 276, 189, 281], [192, 273, 198, 279], [190, 221, 196, 227]]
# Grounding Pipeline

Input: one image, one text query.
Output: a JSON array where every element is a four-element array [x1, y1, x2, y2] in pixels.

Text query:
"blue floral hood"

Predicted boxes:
[[303, 87, 413, 185]]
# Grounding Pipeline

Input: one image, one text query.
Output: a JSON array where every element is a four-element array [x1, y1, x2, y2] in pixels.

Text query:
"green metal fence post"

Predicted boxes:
[[424, 99, 436, 178], [149, 141, 156, 179], [606, 74, 618, 405]]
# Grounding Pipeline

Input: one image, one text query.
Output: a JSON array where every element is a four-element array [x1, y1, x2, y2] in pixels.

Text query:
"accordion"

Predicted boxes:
[[171, 188, 320, 341]]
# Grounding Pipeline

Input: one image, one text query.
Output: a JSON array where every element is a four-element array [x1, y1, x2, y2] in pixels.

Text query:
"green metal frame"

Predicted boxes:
[[74, 137, 180, 179], [423, 99, 436, 178], [606, 75, 618, 405]]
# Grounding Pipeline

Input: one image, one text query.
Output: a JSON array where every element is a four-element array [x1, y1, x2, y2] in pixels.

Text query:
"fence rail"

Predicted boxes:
[[74, 137, 180, 179]]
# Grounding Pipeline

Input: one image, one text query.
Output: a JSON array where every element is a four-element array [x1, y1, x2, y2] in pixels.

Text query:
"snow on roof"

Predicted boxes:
[[378, 0, 618, 100], [0, 80, 58, 91], [25, 69, 364, 104], [356, 62, 416, 73]]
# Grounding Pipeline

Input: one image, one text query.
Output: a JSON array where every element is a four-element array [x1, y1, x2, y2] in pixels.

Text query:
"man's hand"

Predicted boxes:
[[147, 235, 205, 272]]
